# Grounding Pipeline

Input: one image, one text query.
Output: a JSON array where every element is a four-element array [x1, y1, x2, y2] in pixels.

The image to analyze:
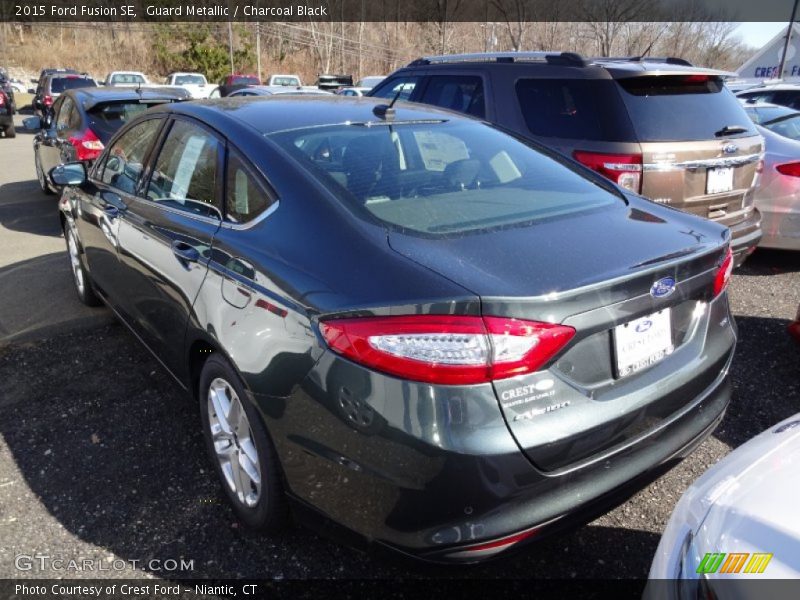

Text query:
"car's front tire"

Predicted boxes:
[[199, 354, 288, 531], [65, 225, 101, 306], [35, 149, 54, 195]]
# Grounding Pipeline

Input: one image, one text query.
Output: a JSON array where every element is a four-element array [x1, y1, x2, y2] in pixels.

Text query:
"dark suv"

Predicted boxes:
[[370, 52, 764, 265], [33, 70, 97, 116], [0, 72, 15, 138]]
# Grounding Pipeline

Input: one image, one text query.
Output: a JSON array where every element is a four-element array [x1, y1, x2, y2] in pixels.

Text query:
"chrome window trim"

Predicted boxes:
[[221, 199, 280, 230], [643, 153, 762, 172]]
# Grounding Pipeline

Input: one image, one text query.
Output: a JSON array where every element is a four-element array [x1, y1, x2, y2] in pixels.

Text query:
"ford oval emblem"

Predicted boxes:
[[635, 319, 653, 333], [722, 143, 738, 155], [650, 277, 676, 299]]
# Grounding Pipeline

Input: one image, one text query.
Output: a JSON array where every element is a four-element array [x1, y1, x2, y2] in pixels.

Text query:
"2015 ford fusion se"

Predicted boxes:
[[53, 96, 736, 563]]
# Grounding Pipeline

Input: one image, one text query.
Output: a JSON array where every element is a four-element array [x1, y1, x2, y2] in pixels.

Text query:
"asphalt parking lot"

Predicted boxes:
[[0, 112, 798, 581]]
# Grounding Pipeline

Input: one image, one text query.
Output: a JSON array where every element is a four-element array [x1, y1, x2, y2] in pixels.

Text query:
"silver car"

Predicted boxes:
[[743, 103, 800, 250]]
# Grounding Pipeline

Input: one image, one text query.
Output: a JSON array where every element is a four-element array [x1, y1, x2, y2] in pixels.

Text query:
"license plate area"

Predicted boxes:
[[706, 167, 734, 194], [614, 309, 674, 378]]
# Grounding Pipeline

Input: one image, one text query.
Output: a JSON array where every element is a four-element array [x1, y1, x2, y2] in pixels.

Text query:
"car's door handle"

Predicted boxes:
[[171, 240, 199, 263]]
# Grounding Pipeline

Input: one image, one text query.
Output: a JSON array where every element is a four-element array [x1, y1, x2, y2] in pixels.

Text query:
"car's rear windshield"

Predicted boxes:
[[616, 75, 757, 141], [515, 79, 636, 141], [272, 77, 300, 86], [51, 77, 97, 93], [173, 74, 205, 85], [746, 105, 798, 125], [111, 73, 146, 85], [268, 120, 621, 235], [87, 101, 160, 140], [231, 76, 259, 85]]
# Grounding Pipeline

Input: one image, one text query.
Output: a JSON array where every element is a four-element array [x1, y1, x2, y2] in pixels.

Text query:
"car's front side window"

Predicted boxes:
[[146, 120, 221, 218], [99, 119, 163, 194]]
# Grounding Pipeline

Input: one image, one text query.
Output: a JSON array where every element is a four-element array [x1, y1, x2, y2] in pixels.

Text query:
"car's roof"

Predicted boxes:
[[66, 86, 188, 109], [160, 96, 468, 134], [400, 52, 735, 78]]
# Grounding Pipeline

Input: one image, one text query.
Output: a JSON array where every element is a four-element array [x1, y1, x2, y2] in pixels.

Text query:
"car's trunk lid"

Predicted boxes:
[[387, 197, 731, 471]]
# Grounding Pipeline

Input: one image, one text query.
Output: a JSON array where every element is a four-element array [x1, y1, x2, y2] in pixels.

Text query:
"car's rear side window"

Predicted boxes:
[[420, 75, 486, 118], [225, 150, 275, 223], [369, 76, 420, 101], [515, 79, 634, 141], [616, 75, 757, 141]]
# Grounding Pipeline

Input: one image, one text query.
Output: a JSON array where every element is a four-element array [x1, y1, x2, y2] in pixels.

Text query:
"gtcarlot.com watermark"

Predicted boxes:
[[15, 553, 194, 573]]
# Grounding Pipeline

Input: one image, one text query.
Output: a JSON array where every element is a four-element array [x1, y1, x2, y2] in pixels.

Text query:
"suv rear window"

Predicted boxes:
[[51, 77, 97, 93], [515, 79, 635, 141], [616, 75, 757, 141]]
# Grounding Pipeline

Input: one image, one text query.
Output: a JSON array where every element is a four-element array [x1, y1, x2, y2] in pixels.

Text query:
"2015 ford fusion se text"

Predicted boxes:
[[52, 95, 736, 562]]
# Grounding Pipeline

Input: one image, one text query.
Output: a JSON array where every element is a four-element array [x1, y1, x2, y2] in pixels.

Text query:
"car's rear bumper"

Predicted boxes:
[[254, 340, 733, 563], [729, 208, 762, 266]]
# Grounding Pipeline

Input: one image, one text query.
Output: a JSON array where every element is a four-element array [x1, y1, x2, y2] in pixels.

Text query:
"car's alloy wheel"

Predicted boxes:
[[199, 354, 288, 530], [35, 151, 53, 195], [207, 377, 262, 507], [65, 226, 100, 306]]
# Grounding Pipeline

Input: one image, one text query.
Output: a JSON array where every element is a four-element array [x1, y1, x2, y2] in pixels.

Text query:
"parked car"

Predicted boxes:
[[164, 72, 211, 99], [217, 73, 261, 97], [647, 413, 800, 593], [33, 72, 97, 117], [356, 75, 385, 89], [370, 52, 764, 266], [103, 71, 150, 87], [336, 87, 371, 97], [54, 96, 736, 562], [26, 86, 188, 194], [741, 103, 800, 250], [737, 82, 800, 109], [0, 85, 14, 138], [267, 74, 302, 87], [317, 74, 353, 92], [227, 86, 332, 97]]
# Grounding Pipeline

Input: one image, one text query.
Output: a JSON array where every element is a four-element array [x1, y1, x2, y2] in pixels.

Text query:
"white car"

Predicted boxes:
[[647, 413, 800, 596], [164, 72, 211, 99], [104, 71, 149, 87], [337, 87, 371, 97]]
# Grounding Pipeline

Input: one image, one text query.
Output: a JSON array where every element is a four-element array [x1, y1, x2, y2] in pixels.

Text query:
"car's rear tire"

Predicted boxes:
[[199, 354, 288, 531], [65, 226, 101, 306], [3, 125, 15, 138], [35, 150, 54, 195]]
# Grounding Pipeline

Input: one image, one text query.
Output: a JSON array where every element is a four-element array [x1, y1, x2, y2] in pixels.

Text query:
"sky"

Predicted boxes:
[[735, 22, 789, 48]]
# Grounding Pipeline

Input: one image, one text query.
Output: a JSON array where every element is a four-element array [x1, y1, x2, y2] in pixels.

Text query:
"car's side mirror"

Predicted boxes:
[[50, 162, 87, 187], [22, 116, 42, 131]]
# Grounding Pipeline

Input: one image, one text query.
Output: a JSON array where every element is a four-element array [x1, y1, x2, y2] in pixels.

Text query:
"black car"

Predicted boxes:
[[26, 87, 189, 194], [53, 96, 735, 563]]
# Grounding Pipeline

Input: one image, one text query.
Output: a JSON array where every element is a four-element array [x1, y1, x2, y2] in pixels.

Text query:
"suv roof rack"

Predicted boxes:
[[592, 56, 693, 66], [408, 52, 587, 68]]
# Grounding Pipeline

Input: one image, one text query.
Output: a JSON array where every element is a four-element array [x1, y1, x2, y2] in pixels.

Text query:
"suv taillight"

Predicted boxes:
[[319, 315, 575, 385], [43, 95, 53, 107], [68, 128, 104, 162], [0, 92, 5, 106], [713, 247, 733, 297], [776, 162, 800, 177], [573, 150, 643, 193]]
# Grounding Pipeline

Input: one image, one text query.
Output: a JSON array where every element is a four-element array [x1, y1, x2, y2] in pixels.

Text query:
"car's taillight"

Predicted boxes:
[[0, 93, 5, 106], [573, 150, 643, 193], [319, 315, 575, 385], [776, 162, 800, 177], [713, 247, 734, 297], [68, 129, 104, 162], [43, 95, 53, 106]]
